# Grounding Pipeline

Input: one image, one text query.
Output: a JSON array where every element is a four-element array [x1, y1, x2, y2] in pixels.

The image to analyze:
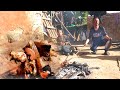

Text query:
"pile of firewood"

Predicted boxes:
[[9, 40, 57, 79]]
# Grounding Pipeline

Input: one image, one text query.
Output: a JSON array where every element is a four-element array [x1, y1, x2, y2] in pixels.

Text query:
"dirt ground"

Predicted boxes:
[[57, 44, 120, 79], [0, 41, 120, 79]]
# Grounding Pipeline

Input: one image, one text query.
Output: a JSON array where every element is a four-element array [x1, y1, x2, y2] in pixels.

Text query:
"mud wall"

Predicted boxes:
[[0, 11, 44, 76], [0, 11, 44, 44], [0, 11, 31, 34], [87, 13, 120, 42]]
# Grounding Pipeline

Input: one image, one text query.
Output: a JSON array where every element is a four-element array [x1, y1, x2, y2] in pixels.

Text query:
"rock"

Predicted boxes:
[[7, 27, 24, 43]]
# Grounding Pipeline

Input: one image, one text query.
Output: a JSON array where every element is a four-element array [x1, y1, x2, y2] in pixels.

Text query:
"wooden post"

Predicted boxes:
[[61, 11, 64, 31], [51, 11, 53, 24]]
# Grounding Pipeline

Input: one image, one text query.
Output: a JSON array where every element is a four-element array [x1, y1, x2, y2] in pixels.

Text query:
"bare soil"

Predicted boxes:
[[57, 45, 120, 79], [0, 41, 120, 79]]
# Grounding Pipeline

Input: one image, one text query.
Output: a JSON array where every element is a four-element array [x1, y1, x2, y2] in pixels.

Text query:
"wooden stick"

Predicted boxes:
[[116, 58, 120, 71], [55, 14, 75, 40]]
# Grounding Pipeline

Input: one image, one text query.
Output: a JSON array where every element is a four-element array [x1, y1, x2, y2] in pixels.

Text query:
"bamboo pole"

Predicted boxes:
[[55, 13, 75, 40]]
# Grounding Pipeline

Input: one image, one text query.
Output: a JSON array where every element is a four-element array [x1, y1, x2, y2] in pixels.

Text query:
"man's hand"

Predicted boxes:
[[104, 35, 112, 40], [109, 37, 112, 40], [84, 39, 90, 47]]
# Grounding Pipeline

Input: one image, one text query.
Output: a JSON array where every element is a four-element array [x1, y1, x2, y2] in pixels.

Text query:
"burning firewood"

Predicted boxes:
[[24, 48, 36, 60], [10, 50, 36, 79], [9, 40, 56, 79], [10, 51, 27, 63], [27, 40, 54, 79], [34, 40, 57, 58], [29, 60, 37, 76]]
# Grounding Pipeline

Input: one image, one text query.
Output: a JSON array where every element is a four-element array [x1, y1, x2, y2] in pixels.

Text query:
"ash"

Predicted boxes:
[[55, 61, 91, 79]]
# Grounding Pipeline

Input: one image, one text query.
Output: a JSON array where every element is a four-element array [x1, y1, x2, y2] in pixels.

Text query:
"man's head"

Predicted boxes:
[[93, 17, 100, 30], [57, 30, 63, 36]]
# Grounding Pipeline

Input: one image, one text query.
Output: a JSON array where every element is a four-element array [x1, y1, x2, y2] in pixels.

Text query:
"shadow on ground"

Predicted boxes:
[[76, 51, 120, 61], [80, 46, 120, 51]]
